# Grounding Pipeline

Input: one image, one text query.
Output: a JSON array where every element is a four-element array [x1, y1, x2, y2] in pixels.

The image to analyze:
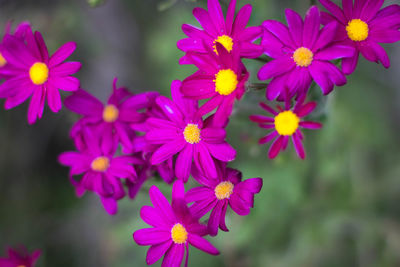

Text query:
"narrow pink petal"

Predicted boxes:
[[285, 9, 304, 47], [300, 121, 322, 129], [3, 83, 34, 109], [64, 89, 103, 116], [150, 139, 186, 165], [161, 244, 185, 267], [262, 20, 295, 49], [175, 145, 193, 182], [208, 200, 224, 236], [193, 7, 218, 36], [49, 42, 77, 67], [292, 132, 305, 159], [342, 52, 359, 75], [232, 4, 252, 34], [51, 76, 80, 91], [303, 6, 320, 48], [188, 234, 219, 255], [318, 0, 346, 24], [205, 142, 236, 162], [133, 228, 171, 246], [249, 115, 274, 124], [185, 187, 213, 203], [146, 240, 172, 265], [257, 57, 294, 80], [50, 62, 81, 76], [149, 185, 176, 222], [46, 84, 62, 113], [259, 131, 278, 145], [141, 206, 170, 228], [268, 135, 284, 159], [27, 87, 44, 124], [207, 0, 225, 33], [195, 143, 218, 179]]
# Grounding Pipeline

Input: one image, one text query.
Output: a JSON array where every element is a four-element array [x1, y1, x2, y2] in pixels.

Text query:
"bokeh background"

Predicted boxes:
[[0, 0, 400, 266]]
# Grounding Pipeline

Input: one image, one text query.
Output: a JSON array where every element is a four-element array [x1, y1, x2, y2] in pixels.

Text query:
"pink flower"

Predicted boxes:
[[0, 246, 41, 267], [58, 128, 143, 215], [146, 80, 236, 182], [258, 6, 355, 100], [178, 0, 262, 64], [250, 94, 322, 159], [64, 78, 159, 153], [133, 180, 219, 266], [319, 0, 400, 74], [186, 163, 263, 236], [0, 25, 81, 124], [181, 44, 248, 120]]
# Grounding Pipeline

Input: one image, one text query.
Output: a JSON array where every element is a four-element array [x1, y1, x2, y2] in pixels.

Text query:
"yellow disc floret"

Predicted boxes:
[[214, 69, 238, 96], [346, 19, 369, 42], [0, 52, 7, 67], [103, 104, 119, 123], [293, 47, 314, 67], [213, 35, 234, 54], [29, 62, 49, 85], [183, 123, 201, 144], [91, 156, 110, 172], [274, 110, 300, 136], [171, 223, 188, 244], [214, 181, 234, 200]]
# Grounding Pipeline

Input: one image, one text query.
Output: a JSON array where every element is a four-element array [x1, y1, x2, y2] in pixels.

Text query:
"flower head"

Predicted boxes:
[[319, 0, 400, 74], [258, 6, 355, 100], [250, 94, 322, 159], [181, 44, 249, 120], [58, 128, 143, 215], [0, 26, 81, 124], [186, 163, 263, 236], [146, 80, 236, 182], [0, 246, 41, 267], [133, 180, 219, 266], [177, 0, 262, 64], [64, 78, 158, 153]]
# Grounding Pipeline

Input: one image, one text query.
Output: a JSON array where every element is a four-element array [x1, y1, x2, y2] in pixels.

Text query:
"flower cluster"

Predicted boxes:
[[253, 0, 400, 159], [1, 0, 399, 266]]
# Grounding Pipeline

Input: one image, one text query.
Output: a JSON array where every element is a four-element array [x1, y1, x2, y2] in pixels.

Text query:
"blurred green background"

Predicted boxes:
[[0, 0, 400, 266]]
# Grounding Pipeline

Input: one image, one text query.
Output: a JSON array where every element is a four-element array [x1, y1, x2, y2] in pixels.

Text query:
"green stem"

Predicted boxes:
[[246, 83, 268, 91]]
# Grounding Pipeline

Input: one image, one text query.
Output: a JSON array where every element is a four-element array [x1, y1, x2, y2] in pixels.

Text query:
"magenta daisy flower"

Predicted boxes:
[[181, 44, 249, 119], [58, 128, 143, 215], [177, 0, 262, 64], [65, 78, 158, 153], [258, 6, 355, 100], [147, 80, 236, 182], [319, 0, 400, 74], [249, 94, 322, 159], [0, 26, 81, 124], [0, 246, 41, 267], [186, 163, 263, 236], [133, 180, 219, 266]]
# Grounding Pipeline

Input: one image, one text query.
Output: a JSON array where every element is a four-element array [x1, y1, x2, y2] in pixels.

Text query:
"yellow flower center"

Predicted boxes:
[[213, 35, 234, 55], [214, 69, 238, 96], [171, 223, 188, 244], [29, 62, 49, 85], [17, 265, 26, 267], [91, 156, 110, 172], [214, 181, 234, 200], [0, 52, 7, 67], [103, 104, 119, 123], [346, 19, 369, 42], [183, 123, 201, 144], [293, 47, 314, 67], [274, 111, 300, 136]]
